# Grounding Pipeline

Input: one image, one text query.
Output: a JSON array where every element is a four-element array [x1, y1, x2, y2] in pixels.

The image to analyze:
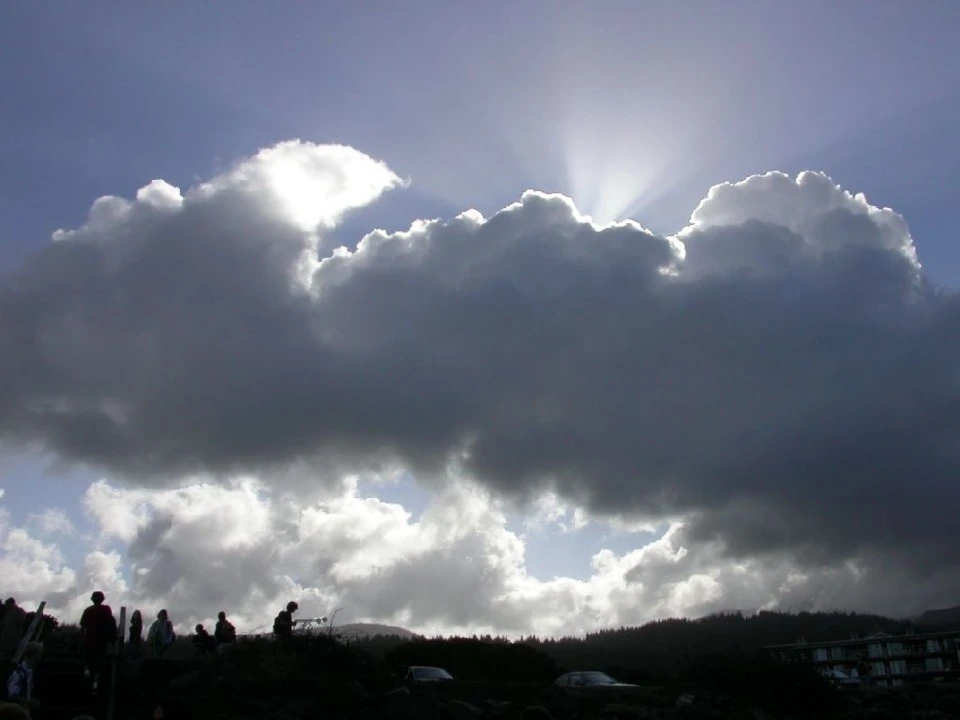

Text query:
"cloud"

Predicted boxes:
[[0, 477, 860, 635], [57, 476, 570, 634], [4, 474, 959, 635], [29, 508, 76, 536], [0, 506, 76, 600], [1, 140, 958, 623]]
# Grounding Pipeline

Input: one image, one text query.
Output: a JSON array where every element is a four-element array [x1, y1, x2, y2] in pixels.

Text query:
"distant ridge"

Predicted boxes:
[[333, 622, 418, 640], [704, 608, 760, 618], [914, 605, 960, 627]]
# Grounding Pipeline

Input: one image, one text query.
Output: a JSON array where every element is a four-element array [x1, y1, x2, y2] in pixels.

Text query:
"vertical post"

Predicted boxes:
[[12, 601, 46, 664], [106, 606, 126, 720]]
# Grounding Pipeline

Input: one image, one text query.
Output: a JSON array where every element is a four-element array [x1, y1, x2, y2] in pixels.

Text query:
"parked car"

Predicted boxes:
[[404, 666, 455, 684], [819, 667, 861, 688], [555, 671, 639, 689]]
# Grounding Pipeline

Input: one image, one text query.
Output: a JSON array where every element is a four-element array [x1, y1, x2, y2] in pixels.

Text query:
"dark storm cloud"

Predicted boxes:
[[1, 143, 957, 578]]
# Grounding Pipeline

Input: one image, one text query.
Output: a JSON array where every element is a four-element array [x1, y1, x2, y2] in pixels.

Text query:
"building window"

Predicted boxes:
[[871, 662, 886, 676], [868, 644, 883, 657], [927, 640, 941, 653], [890, 660, 907, 675], [831, 647, 845, 661], [926, 658, 944, 672], [814, 648, 828, 662]]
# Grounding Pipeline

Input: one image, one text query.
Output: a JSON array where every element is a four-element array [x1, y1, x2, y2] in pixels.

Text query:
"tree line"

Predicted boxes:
[[351, 609, 957, 684]]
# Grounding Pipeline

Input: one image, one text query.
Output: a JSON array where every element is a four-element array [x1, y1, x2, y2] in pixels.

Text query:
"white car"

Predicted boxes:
[[819, 668, 861, 688], [554, 671, 638, 689], [404, 665, 455, 684]]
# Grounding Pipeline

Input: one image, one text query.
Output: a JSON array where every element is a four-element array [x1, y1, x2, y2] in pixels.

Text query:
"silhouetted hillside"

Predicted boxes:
[[915, 604, 960, 628], [335, 622, 418, 640], [528, 610, 916, 679]]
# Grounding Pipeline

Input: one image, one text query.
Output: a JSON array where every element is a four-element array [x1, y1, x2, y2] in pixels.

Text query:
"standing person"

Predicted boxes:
[[128, 610, 144, 659], [191, 625, 215, 656], [147, 610, 176, 658], [5, 642, 42, 713], [213, 611, 236, 647], [272, 601, 298, 639], [79, 591, 117, 691], [0, 599, 26, 664]]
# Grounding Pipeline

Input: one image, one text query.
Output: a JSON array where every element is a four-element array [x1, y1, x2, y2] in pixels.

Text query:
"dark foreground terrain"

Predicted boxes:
[[31, 610, 960, 719], [33, 636, 960, 720]]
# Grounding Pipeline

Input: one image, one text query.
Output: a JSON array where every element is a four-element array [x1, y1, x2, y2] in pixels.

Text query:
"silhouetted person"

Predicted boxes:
[[128, 609, 144, 658], [0, 599, 26, 664], [147, 610, 176, 658], [192, 624, 215, 656], [272, 601, 298, 639], [5, 642, 42, 713], [214, 611, 236, 646], [80, 591, 117, 691]]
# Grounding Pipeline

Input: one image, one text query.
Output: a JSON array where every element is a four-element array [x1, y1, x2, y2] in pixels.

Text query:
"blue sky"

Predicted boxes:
[[4, 1, 959, 274], [2, 1, 960, 633]]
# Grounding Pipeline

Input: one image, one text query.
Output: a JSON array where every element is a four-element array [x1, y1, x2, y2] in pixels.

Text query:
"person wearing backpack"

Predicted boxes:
[[272, 601, 298, 639], [214, 611, 236, 647], [79, 591, 117, 691]]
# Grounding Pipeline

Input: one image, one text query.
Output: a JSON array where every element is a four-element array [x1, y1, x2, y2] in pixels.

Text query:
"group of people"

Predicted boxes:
[[1, 591, 301, 715], [126, 606, 238, 660], [1, 590, 245, 716]]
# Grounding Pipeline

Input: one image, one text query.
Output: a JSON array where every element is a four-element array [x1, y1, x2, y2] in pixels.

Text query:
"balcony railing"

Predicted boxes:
[[807, 647, 956, 663]]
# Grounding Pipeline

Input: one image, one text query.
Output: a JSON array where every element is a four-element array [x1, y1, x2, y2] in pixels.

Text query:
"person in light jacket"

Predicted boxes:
[[146, 609, 176, 658]]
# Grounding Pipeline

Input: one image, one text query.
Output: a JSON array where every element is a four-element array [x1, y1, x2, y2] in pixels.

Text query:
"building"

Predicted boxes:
[[765, 629, 960, 687]]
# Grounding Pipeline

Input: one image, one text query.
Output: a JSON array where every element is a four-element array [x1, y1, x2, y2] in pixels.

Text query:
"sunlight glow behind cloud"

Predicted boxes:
[[199, 141, 403, 232]]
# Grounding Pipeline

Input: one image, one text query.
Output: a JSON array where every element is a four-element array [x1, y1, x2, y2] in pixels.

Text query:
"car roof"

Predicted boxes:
[[563, 671, 606, 675]]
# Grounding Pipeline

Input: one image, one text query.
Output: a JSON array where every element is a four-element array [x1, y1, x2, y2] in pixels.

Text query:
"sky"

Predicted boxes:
[[1, 1, 960, 638]]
